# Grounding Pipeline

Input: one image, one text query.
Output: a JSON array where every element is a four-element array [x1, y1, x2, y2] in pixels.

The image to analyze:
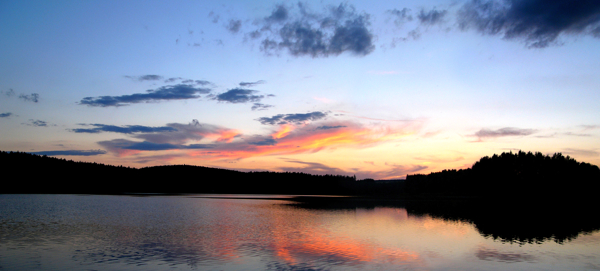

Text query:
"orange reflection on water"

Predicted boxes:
[[270, 228, 422, 265]]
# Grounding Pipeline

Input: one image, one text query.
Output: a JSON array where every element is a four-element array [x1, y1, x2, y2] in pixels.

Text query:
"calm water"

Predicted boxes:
[[0, 194, 598, 270]]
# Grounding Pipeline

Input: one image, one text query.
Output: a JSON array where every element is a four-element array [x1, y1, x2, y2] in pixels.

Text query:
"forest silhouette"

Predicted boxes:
[[1, 150, 599, 200]]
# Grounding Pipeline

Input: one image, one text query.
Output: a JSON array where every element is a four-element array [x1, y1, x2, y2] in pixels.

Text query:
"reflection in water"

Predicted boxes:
[[0, 194, 599, 270]]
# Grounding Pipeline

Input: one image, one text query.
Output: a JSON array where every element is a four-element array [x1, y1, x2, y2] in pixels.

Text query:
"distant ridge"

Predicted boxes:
[[2, 150, 599, 199]]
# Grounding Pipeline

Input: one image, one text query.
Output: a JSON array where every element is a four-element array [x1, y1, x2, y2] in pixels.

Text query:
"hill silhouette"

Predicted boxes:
[[406, 151, 600, 201], [2, 150, 599, 199]]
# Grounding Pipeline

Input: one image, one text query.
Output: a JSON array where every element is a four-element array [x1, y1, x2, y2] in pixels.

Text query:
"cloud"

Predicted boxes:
[[388, 8, 413, 26], [19, 93, 39, 103], [71, 124, 177, 134], [457, 0, 600, 48], [316, 125, 346, 130], [213, 88, 265, 103], [98, 120, 421, 163], [278, 159, 351, 176], [563, 148, 599, 157], [226, 19, 242, 33], [252, 3, 375, 57], [164, 77, 212, 86], [0, 112, 12, 118], [473, 127, 536, 140], [29, 150, 107, 156], [130, 122, 241, 145], [248, 138, 278, 146], [239, 80, 266, 87], [3, 89, 16, 97], [251, 103, 274, 111], [24, 119, 48, 127], [257, 111, 327, 125], [125, 75, 164, 81], [79, 84, 211, 107], [417, 8, 447, 26], [98, 139, 212, 152]]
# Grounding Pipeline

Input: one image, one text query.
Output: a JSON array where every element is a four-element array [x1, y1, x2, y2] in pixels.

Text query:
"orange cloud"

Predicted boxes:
[[196, 121, 419, 160]]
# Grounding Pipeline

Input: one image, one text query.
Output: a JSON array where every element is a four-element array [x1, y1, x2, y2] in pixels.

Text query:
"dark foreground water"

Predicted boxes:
[[0, 194, 598, 270]]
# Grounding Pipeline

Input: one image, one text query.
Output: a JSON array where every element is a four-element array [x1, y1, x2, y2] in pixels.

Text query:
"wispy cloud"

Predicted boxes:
[[30, 150, 107, 156], [125, 75, 164, 81], [473, 127, 536, 140], [24, 119, 49, 127], [79, 84, 211, 107], [19, 93, 39, 103], [563, 148, 599, 157], [71, 124, 177, 134], [0, 112, 12, 118], [251, 103, 274, 111], [257, 111, 328, 125], [239, 80, 266, 87], [457, 0, 600, 48], [99, 120, 420, 162], [98, 139, 212, 152]]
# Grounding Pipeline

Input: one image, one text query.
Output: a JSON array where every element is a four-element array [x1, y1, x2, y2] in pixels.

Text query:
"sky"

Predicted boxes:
[[1, 0, 599, 179]]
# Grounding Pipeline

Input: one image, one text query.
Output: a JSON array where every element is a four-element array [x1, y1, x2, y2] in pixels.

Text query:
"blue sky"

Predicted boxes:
[[1, 0, 599, 179]]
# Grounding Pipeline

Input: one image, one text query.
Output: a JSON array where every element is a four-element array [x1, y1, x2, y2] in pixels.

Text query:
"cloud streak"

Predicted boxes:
[[0, 112, 12, 118], [213, 88, 266, 103], [257, 111, 327, 125], [30, 150, 107, 156], [125, 75, 164, 81], [71, 124, 177, 134], [474, 127, 536, 140], [79, 84, 211, 107]]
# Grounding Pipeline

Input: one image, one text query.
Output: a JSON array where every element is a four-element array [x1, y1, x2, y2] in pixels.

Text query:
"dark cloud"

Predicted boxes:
[[248, 138, 278, 146], [79, 84, 211, 107], [71, 124, 177, 134], [316, 125, 346, 130], [226, 19, 242, 33], [19, 93, 39, 103], [252, 3, 374, 57], [257, 111, 327, 125], [251, 103, 274, 111], [474, 127, 536, 139], [457, 0, 600, 48], [0, 112, 12, 118], [213, 88, 265, 103], [29, 150, 107, 156], [98, 139, 212, 152], [417, 8, 447, 25], [239, 80, 266, 87], [267, 5, 289, 22], [125, 75, 164, 81]]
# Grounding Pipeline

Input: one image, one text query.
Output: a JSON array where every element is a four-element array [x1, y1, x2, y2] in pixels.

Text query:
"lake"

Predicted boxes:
[[1, 194, 598, 270]]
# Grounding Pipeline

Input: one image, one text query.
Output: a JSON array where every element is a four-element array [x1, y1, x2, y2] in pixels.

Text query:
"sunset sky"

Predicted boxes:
[[1, 0, 599, 179]]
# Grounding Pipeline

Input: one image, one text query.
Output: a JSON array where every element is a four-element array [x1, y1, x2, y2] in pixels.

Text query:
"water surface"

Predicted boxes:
[[0, 194, 598, 270]]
